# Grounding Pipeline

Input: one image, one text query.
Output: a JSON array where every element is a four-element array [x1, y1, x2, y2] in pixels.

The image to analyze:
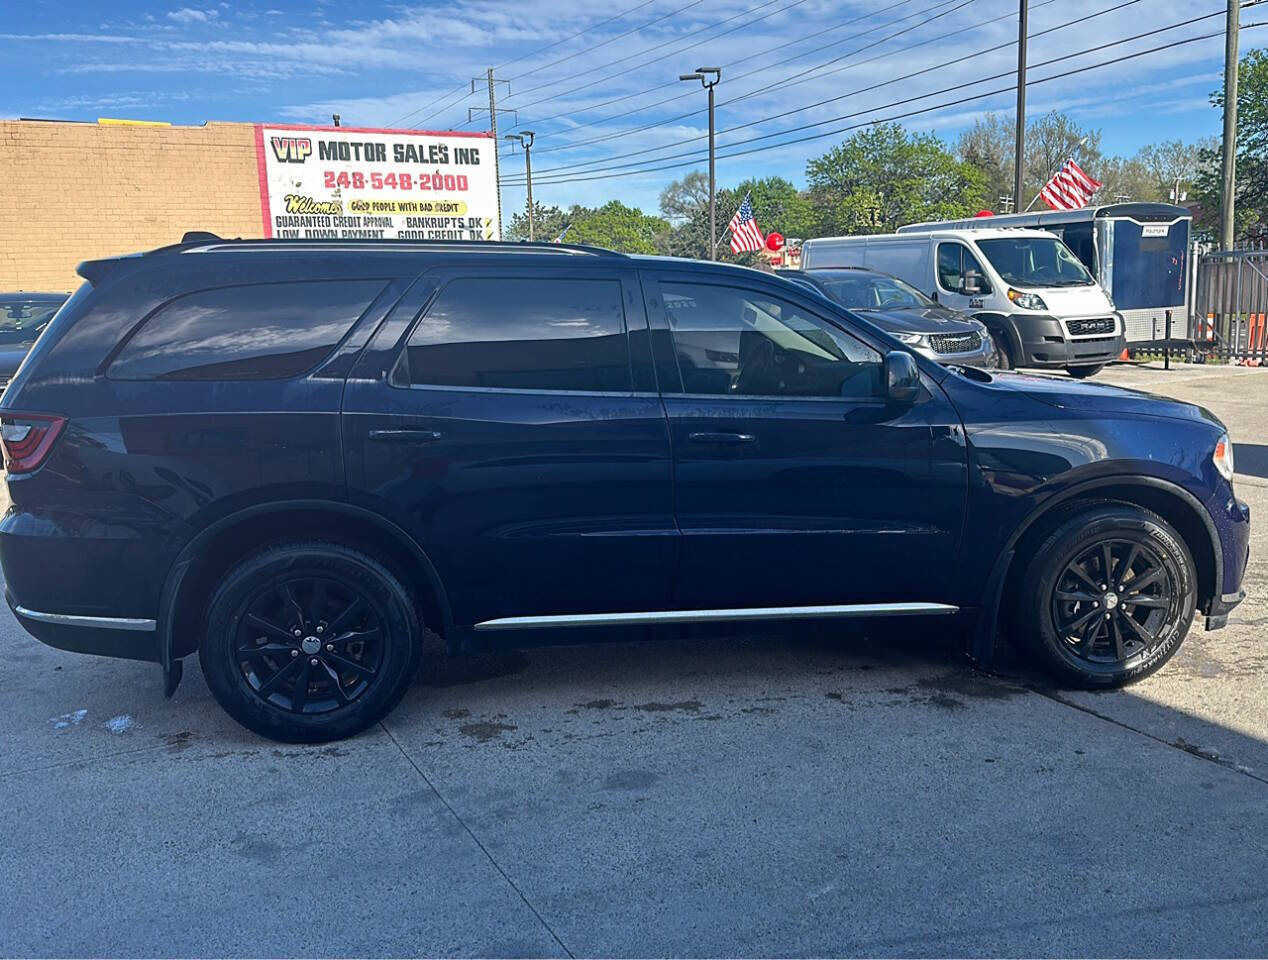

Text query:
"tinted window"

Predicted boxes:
[[662, 281, 882, 399], [937, 243, 993, 295], [399, 277, 630, 392], [109, 280, 383, 381], [0, 299, 65, 346]]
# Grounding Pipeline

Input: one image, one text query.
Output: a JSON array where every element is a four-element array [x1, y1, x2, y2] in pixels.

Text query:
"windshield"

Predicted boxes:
[[975, 237, 1094, 287], [0, 301, 63, 346], [817, 274, 933, 309]]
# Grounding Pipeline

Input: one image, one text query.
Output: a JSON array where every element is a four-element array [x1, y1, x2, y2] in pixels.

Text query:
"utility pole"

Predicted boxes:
[[487, 69, 503, 241], [505, 131, 536, 240], [1013, 0, 1028, 207], [1220, 0, 1240, 250], [680, 67, 721, 259], [468, 70, 514, 240]]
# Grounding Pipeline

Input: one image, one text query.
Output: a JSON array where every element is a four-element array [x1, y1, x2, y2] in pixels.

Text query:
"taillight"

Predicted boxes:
[[0, 413, 66, 474]]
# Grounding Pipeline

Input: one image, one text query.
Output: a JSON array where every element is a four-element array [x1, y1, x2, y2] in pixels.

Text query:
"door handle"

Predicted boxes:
[[688, 431, 756, 444], [368, 428, 443, 442]]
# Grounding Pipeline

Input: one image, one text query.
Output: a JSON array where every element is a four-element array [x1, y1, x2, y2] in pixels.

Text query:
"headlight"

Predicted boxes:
[[895, 332, 927, 346], [1214, 433, 1235, 481], [1007, 288, 1047, 311]]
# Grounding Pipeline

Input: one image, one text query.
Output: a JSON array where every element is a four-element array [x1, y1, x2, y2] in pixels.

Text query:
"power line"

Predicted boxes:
[[511, 26, 1245, 187], [505, 0, 711, 83], [385, 0, 674, 128], [493, 0, 661, 72], [514, 0, 967, 136], [524, 0, 1033, 161], [516, 0, 1146, 178], [506, 0, 855, 113]]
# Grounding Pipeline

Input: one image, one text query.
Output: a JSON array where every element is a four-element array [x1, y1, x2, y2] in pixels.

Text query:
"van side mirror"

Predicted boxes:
[[884, 351, 920, 402], [962, 271, 984, 296]]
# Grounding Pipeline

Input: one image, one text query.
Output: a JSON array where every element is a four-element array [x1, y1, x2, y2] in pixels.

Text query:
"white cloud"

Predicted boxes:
[[166, 7, 219, 23]]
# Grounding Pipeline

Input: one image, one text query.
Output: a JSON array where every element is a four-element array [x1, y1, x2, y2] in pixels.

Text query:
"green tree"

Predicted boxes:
[[567, 201, 670, 254], [505, 200, 669, 253], [505, 201, 570, 242], [1195, 48, 1268, 241], [807, 123, 987, 234]]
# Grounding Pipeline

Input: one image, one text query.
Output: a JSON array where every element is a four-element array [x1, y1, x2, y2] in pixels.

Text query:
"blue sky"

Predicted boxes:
[[1, 0, 1248, 216]]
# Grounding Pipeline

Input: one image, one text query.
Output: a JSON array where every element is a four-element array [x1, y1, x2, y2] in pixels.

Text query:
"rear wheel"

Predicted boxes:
[[1015, 504, 1196, 687], [199, 541, 422, 742], [1066, 363, 1105, 379]]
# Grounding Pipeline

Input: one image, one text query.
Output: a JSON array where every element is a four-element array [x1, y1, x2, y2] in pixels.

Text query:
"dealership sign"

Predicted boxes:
[[254, 124, 500, 241]]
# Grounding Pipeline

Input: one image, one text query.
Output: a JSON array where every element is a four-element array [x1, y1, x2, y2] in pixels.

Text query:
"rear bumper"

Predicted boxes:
[[1014, 314, 1125, 369], [6, 591, 161, 661]]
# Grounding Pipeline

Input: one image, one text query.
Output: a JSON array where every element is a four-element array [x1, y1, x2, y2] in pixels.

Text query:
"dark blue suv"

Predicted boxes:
[[0, 237, 1250, 742]]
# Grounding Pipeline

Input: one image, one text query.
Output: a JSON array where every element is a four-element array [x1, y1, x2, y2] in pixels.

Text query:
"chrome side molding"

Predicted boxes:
[[15, 606, 157, 632], [474, 602, 959, 632]]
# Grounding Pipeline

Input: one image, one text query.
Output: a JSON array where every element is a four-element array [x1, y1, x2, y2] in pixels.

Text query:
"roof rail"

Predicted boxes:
[[167, 235, 628, 258]]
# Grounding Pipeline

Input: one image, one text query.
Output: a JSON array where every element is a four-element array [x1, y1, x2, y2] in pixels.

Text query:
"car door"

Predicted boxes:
[[642, 271, 967, 611], [936, 241, 994, 312], [342, 264, 676, 630]]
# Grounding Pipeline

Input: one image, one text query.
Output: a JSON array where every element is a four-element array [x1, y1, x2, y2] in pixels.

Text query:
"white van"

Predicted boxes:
[[800, 228, 1125, 377]]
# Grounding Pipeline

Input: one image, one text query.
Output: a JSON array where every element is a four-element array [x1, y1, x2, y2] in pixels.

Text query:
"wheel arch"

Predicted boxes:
[[159, 500, 453, 673], [971, 475, 1221, 662]]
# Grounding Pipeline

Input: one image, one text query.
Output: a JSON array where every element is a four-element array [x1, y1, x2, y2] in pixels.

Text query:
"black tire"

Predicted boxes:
[[994, 339, 1014, 370], [1015, 503, 1196, 687], [1066, 363, 1105, 379], [199, 541, 422, 743]]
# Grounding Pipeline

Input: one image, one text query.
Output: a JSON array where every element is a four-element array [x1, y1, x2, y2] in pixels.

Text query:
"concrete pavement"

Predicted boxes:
[[1, 361, 1266, 957]]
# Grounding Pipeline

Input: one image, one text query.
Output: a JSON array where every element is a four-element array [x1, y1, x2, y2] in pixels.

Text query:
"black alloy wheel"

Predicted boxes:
[[236, 577, 385, 715], [1017, 503, 1196, 687], [200, 541, 421, 742], [1049, 538, 1178, 665]]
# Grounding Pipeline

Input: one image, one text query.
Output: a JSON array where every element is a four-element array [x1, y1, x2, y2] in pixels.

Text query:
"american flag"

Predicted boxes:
[[727, 192, 764, 254], [1040, 158, 1102, 211]]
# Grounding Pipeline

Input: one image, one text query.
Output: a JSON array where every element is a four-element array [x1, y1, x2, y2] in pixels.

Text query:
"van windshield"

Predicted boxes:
[[975, 237, 1095, 287]]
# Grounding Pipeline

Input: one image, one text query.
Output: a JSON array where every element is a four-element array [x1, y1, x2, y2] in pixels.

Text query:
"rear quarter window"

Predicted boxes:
[[107, 279, 386, 381]]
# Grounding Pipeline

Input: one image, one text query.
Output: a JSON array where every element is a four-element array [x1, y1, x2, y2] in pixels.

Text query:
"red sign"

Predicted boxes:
[[765, 231, 785, 251]]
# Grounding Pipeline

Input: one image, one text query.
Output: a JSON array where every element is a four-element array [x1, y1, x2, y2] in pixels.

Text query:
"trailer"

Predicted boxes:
[[899, 203, 1191, 344]]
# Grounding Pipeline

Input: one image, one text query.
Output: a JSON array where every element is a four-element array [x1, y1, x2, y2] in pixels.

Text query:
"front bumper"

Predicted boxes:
[[1204, 493, 1251, 630], [1014, 313, 1125, 369]]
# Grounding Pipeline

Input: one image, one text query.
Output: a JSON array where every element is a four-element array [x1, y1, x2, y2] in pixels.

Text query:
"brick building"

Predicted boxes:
[[0, 119, 265, 293]]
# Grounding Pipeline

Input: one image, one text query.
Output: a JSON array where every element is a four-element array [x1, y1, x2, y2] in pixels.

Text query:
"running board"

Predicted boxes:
[[474, 602, 959, 632]]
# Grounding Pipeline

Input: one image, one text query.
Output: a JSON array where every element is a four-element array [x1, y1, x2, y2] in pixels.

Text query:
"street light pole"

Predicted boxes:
[[504, 130, 536, 241], [680, 67, 721, 260]]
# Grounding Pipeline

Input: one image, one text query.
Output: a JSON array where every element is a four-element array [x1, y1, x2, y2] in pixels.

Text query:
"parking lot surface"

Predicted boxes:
[[2, 362, 1267, 958]]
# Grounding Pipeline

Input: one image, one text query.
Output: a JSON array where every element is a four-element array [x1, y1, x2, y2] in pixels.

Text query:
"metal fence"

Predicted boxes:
[[1189, 242, 1268, 362]]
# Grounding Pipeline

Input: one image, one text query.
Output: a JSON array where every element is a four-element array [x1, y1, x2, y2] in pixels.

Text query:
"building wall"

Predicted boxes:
[[0, 120, 264, 293]]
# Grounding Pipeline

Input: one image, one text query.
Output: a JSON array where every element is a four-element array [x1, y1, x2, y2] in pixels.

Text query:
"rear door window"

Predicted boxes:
[[396, 276, 631, 392], [108, 279, 385, 380]]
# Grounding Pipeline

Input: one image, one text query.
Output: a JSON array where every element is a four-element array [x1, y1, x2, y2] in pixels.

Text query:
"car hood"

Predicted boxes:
[[852, 305, 979, 334], [986, 371, 1224, 428], [0, 345, 34, 378]]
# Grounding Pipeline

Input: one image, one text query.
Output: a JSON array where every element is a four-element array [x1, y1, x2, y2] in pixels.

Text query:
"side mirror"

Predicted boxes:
[[884, 350, 921, 402], [929, 290, 939, 302], [962, 272, 984, 296]]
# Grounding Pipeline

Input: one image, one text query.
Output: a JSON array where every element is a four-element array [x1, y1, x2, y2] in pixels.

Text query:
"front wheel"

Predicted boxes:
[[199, 541, 422, 742], [1066, 363, 1105, 379], [1015, 504, 1196, 687]]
